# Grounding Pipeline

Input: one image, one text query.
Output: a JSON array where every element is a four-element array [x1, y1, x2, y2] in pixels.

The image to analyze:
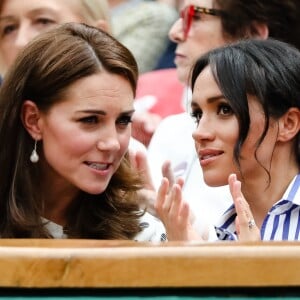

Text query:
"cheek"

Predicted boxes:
[[0, 46, 17, 69], [42, 125, 92, 160], [241, 123, 264, 155], [118, 130, 131, 156]]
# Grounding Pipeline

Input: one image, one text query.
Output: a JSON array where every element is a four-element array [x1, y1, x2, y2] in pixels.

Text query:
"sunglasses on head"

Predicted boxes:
[[180, 5, 223, 38]]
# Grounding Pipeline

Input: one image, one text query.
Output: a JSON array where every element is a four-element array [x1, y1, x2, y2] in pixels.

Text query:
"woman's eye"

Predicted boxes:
[[79, 116, 98, 124], [117, 115, 132, 126], [192, 13, 202, 21], [36, 18, 56, 26], [190, 110, 202, 124], [1, 24, 16, 36], [218, 103, 233, 116]]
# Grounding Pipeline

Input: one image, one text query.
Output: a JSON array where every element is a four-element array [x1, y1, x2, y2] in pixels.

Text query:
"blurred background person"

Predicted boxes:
[[108, 0, 178, 74], [0, 0, 111, 75]]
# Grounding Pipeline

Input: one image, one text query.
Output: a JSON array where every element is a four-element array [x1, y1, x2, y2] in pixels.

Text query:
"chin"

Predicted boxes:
[[83, 182, 110, 195], [203, 174, 228, 187]]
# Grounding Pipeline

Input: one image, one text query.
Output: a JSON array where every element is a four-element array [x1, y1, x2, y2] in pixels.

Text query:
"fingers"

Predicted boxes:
[[155, 177, 170, 218], [128, 148, 137, 170], [130, 150, 155, 190], [228, 173, 240, 198], [168, 184, 184, 224], [162, 160, 175, 186], [162, 160, 184, 190], [176, 177, 185, 189], [155, 176, 202, 241], [228, 173, 261, 241]]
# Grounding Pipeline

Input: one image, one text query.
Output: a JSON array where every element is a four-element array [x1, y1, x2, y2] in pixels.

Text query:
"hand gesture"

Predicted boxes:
[[228, 174, 261, 241], [128, 149, 158, 215], [155, 177, 202, 241]]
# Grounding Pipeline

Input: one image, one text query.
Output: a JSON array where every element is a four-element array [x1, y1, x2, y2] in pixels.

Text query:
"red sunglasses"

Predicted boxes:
[[180, 5, 223, 38]]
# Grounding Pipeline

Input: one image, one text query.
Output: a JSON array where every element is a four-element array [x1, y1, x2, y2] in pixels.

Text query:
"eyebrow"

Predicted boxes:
[[78, 109, 135, 115], [191, 95, 225, 107], [0, 16, 14, 22]]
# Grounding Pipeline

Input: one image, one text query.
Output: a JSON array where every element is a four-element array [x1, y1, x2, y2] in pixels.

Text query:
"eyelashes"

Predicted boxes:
[[117, 115, 132, 125], [191, 102, 234, 125], [190, 110, 202, 124], [79, 115, 133, 127]]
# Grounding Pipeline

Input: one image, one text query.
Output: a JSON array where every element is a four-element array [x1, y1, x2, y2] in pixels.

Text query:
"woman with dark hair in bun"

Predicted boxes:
[[156, 38, 300, 242]]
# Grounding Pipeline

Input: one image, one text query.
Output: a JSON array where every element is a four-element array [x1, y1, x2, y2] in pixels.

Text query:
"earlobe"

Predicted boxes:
[[21, 100, 43, 140], [277, 108, 300, 142]]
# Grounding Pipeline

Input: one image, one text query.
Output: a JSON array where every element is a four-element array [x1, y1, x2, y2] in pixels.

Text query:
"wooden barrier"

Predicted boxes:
[[0, 239, 299, 288]]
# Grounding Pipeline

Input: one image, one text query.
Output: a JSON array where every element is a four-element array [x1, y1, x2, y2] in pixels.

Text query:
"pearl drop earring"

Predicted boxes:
[[30, 140, 39, 163]]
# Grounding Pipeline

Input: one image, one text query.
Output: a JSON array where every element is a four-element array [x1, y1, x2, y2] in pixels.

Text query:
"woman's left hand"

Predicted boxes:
[[228, 174, 261, 241]]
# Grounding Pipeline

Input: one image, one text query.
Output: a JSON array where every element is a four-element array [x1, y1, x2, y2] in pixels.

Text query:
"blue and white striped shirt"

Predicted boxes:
[[215, 174, 300, 241]]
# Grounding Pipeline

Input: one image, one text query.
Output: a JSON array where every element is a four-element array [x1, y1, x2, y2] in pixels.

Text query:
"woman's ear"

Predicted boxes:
[[277, 107, 300, 142], [248, 22, 269, 39], [21, 100, 43, 140]]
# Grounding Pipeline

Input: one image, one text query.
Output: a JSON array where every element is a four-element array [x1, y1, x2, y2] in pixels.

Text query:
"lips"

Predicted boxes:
[[175, 52, 185, 58], [175, 53, 186, 61], [198, 149, 224, 161], [85, 161, 110, 171]]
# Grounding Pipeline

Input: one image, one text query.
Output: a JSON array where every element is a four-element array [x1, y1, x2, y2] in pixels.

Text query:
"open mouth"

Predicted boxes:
[[85, 162, 110, 171]]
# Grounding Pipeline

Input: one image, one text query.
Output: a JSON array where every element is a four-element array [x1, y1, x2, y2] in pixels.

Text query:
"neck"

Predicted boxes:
[[40, 173, 79, 226], [241, 159, 298, 228]]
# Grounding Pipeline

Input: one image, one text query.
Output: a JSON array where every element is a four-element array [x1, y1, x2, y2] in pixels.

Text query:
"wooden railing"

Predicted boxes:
[[0, 239, 299, 288]]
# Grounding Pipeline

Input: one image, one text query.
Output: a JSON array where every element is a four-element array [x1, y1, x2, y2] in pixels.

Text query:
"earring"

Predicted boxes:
[[30, 140, 39, 163]]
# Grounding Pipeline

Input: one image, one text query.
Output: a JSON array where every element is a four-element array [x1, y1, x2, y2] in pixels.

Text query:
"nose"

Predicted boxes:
[[168, 18, 185, 43], [192, 117, 215, 143], [96, 129, 121, 152]]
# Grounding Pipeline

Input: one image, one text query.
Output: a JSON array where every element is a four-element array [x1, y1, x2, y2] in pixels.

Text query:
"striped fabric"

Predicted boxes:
[[215, 174, 300, 241]]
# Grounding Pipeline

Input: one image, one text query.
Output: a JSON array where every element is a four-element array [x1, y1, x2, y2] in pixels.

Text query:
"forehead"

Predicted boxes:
[[57, 72, 134, 109], [192, 66, 219, 97]]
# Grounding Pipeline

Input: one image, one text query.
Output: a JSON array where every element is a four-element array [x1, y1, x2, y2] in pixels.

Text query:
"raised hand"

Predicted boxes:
[[155, 177, 202, 241], [162, 160, 175, 187], [128, 149, 158, 215], [228, 174, 261, 241], [129, 149, 155, 190]]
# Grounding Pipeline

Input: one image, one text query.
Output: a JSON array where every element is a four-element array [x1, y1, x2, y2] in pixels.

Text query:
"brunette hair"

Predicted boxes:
[[191, 38, 300, 176], [0, 22, 142, 238], [214, 0, 300, 50]]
